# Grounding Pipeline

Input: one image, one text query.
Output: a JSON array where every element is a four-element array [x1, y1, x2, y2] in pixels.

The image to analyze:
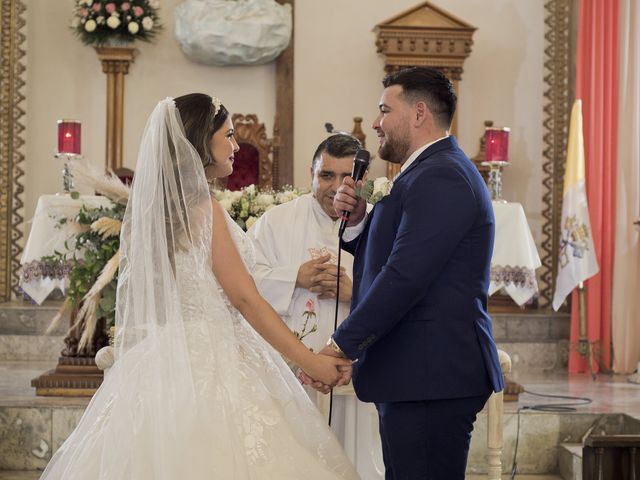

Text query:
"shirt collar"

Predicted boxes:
[[400, 135, 450, 174]]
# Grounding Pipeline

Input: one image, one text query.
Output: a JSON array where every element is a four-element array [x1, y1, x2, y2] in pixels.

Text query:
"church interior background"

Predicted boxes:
[[1, 0, 639, 478]]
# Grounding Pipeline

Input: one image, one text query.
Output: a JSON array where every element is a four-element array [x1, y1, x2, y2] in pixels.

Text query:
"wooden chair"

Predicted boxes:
[[113, 167, 134, 186], [224, 114, 280, 191]]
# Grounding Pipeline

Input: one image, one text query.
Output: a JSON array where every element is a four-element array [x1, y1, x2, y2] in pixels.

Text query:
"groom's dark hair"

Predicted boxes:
[[174, 93, 229, 168], [383, 67, 457, 130]]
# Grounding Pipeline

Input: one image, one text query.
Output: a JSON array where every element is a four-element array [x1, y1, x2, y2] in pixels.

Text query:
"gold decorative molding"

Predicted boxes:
[[0, 0, 27, 301], [95, 46, 137, 171], [375, 1, 475, 178], [539, 0, 577, 308], [275, 0, 294, 188]]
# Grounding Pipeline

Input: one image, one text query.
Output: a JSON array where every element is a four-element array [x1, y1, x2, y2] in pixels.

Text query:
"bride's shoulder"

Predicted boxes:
[[210, 197, 229, 220], [210, 197, 236, 231]]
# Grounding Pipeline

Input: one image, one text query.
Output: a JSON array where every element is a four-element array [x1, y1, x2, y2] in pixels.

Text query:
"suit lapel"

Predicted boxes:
[[393, 136, 458, 184]]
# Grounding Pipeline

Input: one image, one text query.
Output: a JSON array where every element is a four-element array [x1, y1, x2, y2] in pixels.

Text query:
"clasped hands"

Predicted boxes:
[[298, 345, 352, 395], [296, 254, 352, 302]]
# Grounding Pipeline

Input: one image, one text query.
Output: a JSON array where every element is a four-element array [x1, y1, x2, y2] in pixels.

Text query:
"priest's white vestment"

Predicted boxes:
[[248, 194, 381, 476]]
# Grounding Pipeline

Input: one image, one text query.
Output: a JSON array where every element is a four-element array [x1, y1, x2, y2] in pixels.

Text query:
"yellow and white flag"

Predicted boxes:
[[552, 100, 599, 311]]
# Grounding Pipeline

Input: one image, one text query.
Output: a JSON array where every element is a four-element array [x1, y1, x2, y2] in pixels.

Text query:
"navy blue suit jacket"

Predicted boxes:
[[333, 136, 504, 403]]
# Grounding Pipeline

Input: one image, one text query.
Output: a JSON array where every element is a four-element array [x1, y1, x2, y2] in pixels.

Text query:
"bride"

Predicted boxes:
[[39, 94, 360, 480]]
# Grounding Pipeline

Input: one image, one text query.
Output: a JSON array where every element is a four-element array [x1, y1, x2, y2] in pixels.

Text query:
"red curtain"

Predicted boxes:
[[569, 0, 619, 373]]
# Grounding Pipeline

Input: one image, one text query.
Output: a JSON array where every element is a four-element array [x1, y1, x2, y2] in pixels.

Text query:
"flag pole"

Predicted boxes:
[[577, 281, 596, 380]]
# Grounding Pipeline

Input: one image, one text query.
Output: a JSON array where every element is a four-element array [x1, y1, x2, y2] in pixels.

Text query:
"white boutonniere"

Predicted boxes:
[[358, 177, 393, 205]]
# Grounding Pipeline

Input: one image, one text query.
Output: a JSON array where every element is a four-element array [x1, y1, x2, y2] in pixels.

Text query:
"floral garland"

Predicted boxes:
[[71, 0, 162, 46]]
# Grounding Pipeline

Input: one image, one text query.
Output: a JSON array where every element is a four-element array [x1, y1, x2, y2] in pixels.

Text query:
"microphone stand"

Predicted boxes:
[[328, 238, 343, 427]]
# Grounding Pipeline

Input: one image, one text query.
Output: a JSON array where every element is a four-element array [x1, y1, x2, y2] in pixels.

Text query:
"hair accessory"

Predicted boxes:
[[212, 96, 222, 117]]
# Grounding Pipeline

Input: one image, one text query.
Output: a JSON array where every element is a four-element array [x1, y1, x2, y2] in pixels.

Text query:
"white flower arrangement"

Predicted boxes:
[[71, 0, 162, 46], [214, 184, 306, 231]]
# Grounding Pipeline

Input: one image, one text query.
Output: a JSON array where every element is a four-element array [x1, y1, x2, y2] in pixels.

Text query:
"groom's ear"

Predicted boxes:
[[414, 101, 429, 128]]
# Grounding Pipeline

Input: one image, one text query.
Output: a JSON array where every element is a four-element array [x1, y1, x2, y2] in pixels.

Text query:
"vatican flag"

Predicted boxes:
[[552, 100, 600, 311]]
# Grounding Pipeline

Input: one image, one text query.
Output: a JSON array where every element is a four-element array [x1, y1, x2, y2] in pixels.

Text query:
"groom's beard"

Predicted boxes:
[[378, 129, 411, 165]]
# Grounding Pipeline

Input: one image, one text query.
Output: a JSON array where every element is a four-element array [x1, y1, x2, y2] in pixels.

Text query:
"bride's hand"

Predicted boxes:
[[301, 353, 352, 387]]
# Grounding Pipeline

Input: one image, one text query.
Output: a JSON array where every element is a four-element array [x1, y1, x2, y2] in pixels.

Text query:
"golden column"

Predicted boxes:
[[94, 46, 136, 171]]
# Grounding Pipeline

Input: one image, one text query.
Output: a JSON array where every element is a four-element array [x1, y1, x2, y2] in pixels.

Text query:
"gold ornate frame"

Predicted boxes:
[[539, 0, 578, 308], [0, 0, 27, 302]]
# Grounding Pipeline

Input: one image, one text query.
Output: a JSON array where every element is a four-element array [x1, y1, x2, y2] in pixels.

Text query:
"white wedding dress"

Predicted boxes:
[[39, 98, 359, 480]]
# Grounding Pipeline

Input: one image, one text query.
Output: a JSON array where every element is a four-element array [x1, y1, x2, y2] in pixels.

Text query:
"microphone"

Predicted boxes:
[[338, 149, 370, 238]]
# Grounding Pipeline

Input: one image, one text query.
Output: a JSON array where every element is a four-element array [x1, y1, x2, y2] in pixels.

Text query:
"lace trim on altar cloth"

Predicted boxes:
[[490, 265, 538, 290], [20, 259, 73, 282]]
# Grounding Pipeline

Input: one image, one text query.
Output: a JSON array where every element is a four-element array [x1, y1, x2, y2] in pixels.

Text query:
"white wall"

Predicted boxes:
[[294, 0, 545, 243], [24, 0, 544, 244], [25, 0, 276, 224]]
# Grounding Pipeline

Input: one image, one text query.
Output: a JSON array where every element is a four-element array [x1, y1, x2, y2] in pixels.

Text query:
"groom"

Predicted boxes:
[[317, 67, 505, 479]]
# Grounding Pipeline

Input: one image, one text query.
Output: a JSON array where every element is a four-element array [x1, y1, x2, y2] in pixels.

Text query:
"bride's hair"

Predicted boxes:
[[160, 93, 228, 258], [174, 93, 229, 168]]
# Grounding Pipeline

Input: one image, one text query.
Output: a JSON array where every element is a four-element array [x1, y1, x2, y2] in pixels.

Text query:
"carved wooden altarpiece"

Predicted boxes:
[[375, 1, 476, 179]]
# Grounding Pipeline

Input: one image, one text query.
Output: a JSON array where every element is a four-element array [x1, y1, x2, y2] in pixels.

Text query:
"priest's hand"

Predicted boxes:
[[334, 177, 367, 227], [310, 264, 352, 302], [296, 254, 331, 290]]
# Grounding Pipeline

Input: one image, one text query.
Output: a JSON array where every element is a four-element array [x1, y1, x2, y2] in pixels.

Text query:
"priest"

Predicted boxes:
[[247, 133, 368, 463]]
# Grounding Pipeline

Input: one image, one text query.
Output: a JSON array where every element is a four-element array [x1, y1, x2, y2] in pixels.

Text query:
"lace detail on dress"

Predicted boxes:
[[40, 211, 358, 480]]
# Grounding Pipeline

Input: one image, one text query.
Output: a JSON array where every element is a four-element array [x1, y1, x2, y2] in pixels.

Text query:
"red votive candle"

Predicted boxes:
[[484, 127, 510, 163], [57, 120, 81, 155]]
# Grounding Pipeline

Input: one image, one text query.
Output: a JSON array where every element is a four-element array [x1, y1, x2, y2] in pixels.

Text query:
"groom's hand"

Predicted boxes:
[[319, 345, 353, 387], [334, 177, 366, 227]]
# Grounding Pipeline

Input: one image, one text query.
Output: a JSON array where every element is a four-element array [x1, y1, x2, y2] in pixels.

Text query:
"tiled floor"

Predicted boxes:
[[0, 472, 563, 480], [0, 473, 41, 480], [504, 369, 640, 418], [3, 361, 639, 416], [1, 362, 637, 480], [467, 476, 562, 479], [0, 361, 89, 408]]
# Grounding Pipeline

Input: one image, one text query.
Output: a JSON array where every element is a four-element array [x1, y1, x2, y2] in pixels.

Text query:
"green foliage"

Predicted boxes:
[[47, 203, 125, 328]]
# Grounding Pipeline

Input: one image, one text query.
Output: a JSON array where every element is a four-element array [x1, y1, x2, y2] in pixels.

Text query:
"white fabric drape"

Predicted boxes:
[[612, 0, 640, 373]]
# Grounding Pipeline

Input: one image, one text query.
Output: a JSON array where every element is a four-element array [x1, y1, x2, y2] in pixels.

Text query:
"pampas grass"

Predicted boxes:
[[72, 250, 120, 351], [45, 298, 73, 335], [68, 159, 130, 205], [91, 217, 122, 239]]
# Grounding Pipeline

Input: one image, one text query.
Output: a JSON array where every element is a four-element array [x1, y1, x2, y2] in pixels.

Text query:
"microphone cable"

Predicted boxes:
[[328, 238, 343, 426], [509, 389, 592, 479]]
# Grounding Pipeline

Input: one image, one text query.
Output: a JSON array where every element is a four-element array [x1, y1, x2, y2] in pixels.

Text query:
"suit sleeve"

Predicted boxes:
[[247, 214, 299, 316], [332, 165, 478, 359]]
